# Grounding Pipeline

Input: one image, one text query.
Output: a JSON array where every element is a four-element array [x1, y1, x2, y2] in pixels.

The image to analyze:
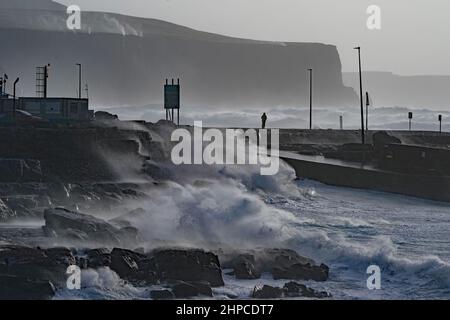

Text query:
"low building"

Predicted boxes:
[[0, 97, 94, 121], [0, 96, 14, 114]]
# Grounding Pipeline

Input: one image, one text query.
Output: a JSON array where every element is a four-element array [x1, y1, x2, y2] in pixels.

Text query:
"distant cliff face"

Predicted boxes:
[[0, 0, 357, 108], [343, 72, 450, 110]]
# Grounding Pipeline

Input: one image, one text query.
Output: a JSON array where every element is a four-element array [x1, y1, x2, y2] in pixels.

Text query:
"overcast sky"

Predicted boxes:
[[56, 0, 450, 75]]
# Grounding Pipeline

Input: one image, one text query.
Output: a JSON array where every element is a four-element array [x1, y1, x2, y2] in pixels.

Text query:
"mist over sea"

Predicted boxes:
[[100, 104, 450, 132]]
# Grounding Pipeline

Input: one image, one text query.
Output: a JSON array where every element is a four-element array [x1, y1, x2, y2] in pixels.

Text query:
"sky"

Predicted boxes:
[[55, 0, 449, 76]]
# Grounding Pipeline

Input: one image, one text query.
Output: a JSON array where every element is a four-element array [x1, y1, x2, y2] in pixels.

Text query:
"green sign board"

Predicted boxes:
[[164, 84, 180, 109]]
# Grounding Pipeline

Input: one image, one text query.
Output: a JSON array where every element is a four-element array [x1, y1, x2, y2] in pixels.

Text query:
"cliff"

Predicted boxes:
[[343, 72, 450, 109], [0, 0, 357, 108]]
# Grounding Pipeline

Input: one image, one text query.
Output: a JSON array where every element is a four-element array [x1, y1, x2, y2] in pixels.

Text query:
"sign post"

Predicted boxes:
[[408, 112, 413, 131]]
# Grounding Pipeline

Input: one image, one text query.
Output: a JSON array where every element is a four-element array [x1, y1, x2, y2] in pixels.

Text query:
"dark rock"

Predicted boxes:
[[0, 246, 76, 287], [86, 248, 111, 269], [2, 196, 46, 220], [272, 262, 329, 282], [252, 285, 284, 299], [0, 275, 55, 300], [172, 281, 213, 298], [142, 162, 174, 180], [95, 111, 119, 121], [263, 249, 329, 282], [151, 249, 224, 287], [220, 248, 329, 282], [229, 254, 261, 280], [0, 159, 42, 183], [76, 256, 89, 269], [283, 281, 331, 299], [0, 198, 15, 221], [150, 289, 174, 300], [43, 208, 138, 246], [121, 189, 139, 197], [110, 248, 157, 285]]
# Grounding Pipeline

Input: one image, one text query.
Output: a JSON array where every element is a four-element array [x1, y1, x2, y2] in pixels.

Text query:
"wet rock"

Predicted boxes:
[[272, 262, 329, 282], [262, 249, 329, 282], [150, 289, 174, 300], [0, 194, 48, 221], [43, 208, 138, 246], [228, 254, 261, 280], [121, 189, 143, 198], [283, 281, 331, 299], [151, 249, 224, 287], [0, 275, 55, 300], [172, 281, 213, 298], [221, 248, 329, 282], [0, 198, 15, 221], [0, 246, 75, 287], [0, 159, 42, 183], [86, 248, 111, 269], [252, 285, 284, 299], [95, 111, 119, 121], [110, 248, 157, 285], [143, 162, 173, 180]]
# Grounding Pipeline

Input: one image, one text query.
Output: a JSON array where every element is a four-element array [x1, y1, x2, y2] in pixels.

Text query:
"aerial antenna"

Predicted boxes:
[[36, 64, 50, 98]]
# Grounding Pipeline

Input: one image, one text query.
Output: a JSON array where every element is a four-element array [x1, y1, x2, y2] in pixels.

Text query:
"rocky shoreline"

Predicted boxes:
[[0, 243, 331, 300], [0, 120, 335, 300], [1, 207, 331, 300]]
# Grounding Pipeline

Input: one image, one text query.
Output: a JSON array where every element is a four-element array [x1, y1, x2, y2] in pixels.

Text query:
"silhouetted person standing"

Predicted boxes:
[[261, 113, 267, 129]]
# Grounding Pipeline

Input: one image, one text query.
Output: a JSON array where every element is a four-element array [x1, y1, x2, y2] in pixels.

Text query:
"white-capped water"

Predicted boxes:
[[54, 157, 450, 299]]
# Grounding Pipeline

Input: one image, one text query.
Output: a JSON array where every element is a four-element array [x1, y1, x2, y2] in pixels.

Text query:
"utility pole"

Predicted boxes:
[[13, 78, 19, 120], [308, 68, 313, 130], [354, 47, 365, 144], [76, 63, 82, 99]]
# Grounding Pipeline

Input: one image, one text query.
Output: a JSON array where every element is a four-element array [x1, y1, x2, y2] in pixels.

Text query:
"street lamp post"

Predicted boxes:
[[308, 68, 313, 130], [76, 63, 82, 99], [408, 112, 413, 131], [439, 114, 442, 134], [354, 47, 365, 144], [365, 92, 370, 132], [13, 77, 19, 120]]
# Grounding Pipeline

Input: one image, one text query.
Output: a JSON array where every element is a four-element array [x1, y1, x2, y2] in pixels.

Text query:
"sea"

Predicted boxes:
[[53, 157, 450, 300]]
